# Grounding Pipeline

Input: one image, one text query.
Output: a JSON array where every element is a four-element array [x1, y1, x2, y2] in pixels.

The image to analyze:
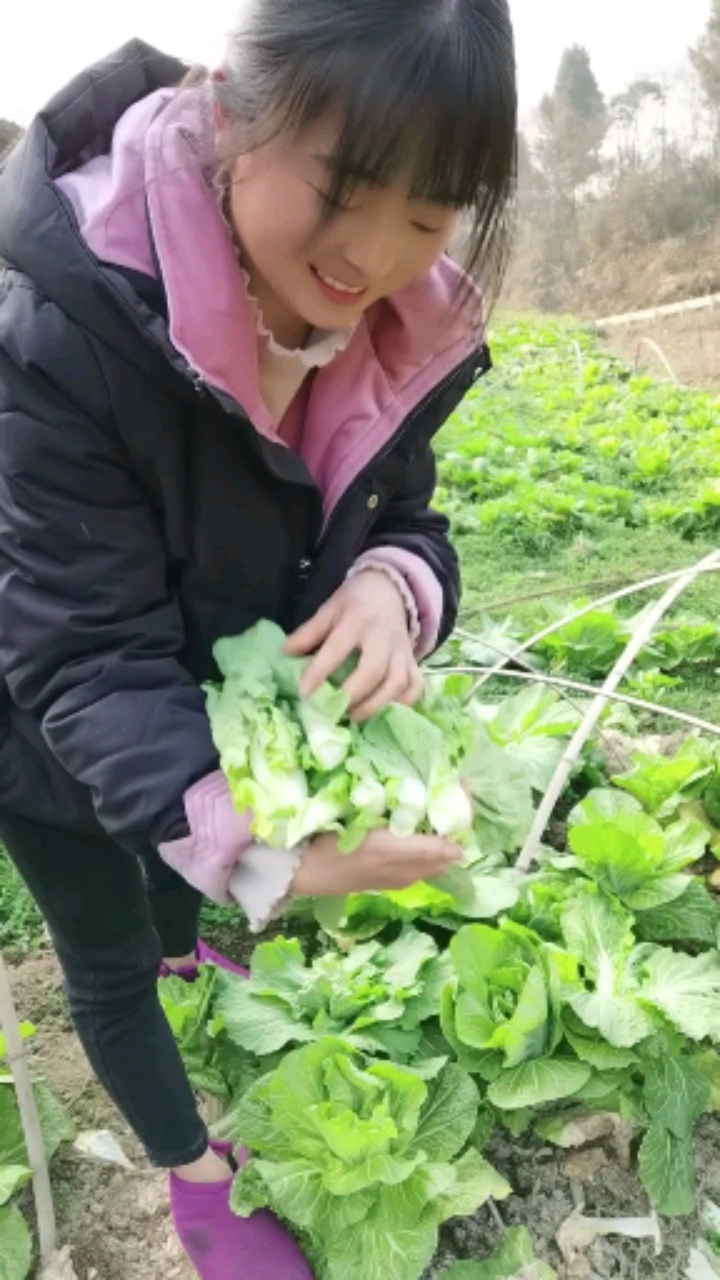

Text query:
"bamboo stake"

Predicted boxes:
[[515, 548, 720, 873], [458, 577, 633, 618], [439, 666, 720, 738], [468, 563, 720, 698], [635, 337, 680, 385], [0, 950, 57, 1261]]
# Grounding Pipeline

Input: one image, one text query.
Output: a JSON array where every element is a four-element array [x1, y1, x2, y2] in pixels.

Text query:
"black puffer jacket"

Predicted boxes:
[[0, 41, 490, 854]]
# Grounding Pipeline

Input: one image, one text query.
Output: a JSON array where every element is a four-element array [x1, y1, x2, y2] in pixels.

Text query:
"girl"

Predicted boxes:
[[0, 1, 516, 1275]]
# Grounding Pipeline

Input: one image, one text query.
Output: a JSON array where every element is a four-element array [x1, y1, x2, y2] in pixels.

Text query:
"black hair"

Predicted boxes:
[[207, 0, 517, 308]]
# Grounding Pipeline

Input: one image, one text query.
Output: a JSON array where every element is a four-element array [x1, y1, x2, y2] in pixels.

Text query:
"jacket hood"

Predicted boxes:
[[0, 40, 486, 518]]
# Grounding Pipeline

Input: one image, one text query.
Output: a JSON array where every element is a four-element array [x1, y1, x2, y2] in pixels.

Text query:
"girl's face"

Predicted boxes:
[[220, 115, 459, 346]]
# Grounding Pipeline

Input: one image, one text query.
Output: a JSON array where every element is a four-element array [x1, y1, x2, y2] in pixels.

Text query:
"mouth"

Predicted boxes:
[[310, 265, 368, 306]]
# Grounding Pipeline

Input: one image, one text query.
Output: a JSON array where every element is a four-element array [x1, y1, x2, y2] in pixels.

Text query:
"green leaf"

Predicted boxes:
[[218, 985, 314, 1055], [0, 1204, 31, 1280], [434, 1148, 511, 1220], [438, 1226, 555, 1279], [0, 1168, 31, 1207], [323, 1183, 440, 1280], [563, 1025, 639, 1071], [487, 1057, 591, 1110], [409, 1063, 479, 1161], [249, 937, 308, 997], [634, 879, 720, 946], [0, 1081, 74, 1166], [0, 1026, 35, 1061], [612, 746, 713, 817], [642, 1057, 709, 1136], [690, 1049, 720, 1111], [638, 1122, 696, 1216], [633, 946, 720, 1041], [561, 894, 657, 1048]]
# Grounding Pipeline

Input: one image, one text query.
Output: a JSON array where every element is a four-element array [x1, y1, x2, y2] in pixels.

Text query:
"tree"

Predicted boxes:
[[691, 0, 720, 111], [537, 46, 608, 197], [610, 80, 664, 172]]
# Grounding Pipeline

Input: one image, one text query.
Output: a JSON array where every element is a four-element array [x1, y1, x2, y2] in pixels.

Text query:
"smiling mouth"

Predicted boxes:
[[310, 265, 368, 304]]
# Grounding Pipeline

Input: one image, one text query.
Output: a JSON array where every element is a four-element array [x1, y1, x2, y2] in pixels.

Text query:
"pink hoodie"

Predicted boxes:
[[56, 82, 483, 929]]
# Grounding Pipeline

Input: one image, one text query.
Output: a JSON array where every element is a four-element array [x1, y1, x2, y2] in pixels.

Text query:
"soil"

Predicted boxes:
[[601, 306, 720, 391], [9, 946, 720, 1280]]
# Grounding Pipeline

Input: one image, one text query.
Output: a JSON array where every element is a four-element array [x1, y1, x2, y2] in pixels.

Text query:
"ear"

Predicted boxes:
[[211, 68, 228, 133]]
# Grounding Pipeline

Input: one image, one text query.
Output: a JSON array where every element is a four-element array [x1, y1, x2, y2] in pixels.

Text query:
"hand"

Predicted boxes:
[[291, 827, 464, 897], [284, 570, 423, 720]]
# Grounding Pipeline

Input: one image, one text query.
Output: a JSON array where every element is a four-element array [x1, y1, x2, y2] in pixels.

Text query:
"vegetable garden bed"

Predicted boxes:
[[2, 316, 720, 1280]]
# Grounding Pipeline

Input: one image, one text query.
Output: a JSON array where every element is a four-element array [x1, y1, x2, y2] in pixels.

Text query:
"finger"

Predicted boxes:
[[284, 597, 338, 656], [350, 661, 412, 721], [343, 646, 394, 710], [299, 621, 360, 697], [396, 666, 425, 707], [381, 850, 465, 889], [363, 829, 464, 859]]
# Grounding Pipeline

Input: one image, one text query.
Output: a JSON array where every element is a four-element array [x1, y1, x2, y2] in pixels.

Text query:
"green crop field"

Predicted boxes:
[[436, 315, 720, 724]]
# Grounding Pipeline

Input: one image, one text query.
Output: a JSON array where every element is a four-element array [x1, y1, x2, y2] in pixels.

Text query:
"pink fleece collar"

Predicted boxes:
[[56, 85, 484, 519]]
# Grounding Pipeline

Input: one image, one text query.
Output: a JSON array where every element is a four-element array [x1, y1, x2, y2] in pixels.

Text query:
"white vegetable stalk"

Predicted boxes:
[[516, 549, 720, 872], [428, 778, 474, 838], [390, 776, 428, 837], [0, 950, 57, 1262]]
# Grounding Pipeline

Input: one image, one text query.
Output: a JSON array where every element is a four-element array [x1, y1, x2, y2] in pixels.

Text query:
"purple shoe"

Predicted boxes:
[[170, 1141, 314, 1279], [196, 939, 249, 977], [159, 941, 249, 983]]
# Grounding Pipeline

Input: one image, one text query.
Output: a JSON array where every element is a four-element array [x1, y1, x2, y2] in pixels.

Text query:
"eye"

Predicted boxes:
[[412, 221, 445, 235]]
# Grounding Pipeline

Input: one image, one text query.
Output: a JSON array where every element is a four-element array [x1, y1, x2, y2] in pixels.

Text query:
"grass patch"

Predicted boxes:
[[0, 848, 44, 956]]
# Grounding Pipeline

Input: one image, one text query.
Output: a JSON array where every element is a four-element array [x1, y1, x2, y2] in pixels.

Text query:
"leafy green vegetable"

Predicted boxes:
[[443, 922, 561, 1073], [566, 788, 706, 911], [612, 742, 714, 818], [217, 930, 451, 1060], [206, 622, 475, 856], [0, 1168, 31, 1207], [0, 1202, 32, 1280], [634, 878, 720, 946], [159, 964, 259, 1102], [0, 1080, 74, 1166], [226, 1038, 509, 1280]]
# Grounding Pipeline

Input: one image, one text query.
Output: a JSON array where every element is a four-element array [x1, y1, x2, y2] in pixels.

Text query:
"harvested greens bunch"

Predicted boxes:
[[204, 620, 475, 853]]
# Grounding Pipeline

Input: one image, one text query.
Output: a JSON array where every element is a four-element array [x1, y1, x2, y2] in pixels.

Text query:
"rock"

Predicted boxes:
[[73, 1129, 134, 1170], [561, 1148, 609, 1182]]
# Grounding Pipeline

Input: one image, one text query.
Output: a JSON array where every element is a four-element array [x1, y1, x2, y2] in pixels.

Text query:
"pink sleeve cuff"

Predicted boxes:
[[349, 547, 444, 658], [158, 770, 301, 930]]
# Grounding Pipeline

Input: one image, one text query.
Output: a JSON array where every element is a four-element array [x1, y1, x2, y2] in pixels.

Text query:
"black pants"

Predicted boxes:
[[0, 808, 209, 1167]]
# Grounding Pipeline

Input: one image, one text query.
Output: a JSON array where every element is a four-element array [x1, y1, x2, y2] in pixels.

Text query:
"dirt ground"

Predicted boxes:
[[601, 305, 720, 391], [9, 947, 720, 1280]]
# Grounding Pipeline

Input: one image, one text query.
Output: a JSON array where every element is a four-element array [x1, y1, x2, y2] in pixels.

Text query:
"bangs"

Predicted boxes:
[[280, 42, 512, 212]]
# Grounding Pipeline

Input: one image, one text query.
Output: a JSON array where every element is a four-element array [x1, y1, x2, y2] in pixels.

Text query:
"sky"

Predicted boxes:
[[0, 0, 713, 128]]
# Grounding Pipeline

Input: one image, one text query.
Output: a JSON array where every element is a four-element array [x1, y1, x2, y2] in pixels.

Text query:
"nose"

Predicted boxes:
[[342, 222, 398, 282]]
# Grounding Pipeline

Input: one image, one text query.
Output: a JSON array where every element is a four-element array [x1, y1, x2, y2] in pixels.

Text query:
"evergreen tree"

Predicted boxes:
[[691, 0, 720, 111], [538, 46, 608, 197]]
